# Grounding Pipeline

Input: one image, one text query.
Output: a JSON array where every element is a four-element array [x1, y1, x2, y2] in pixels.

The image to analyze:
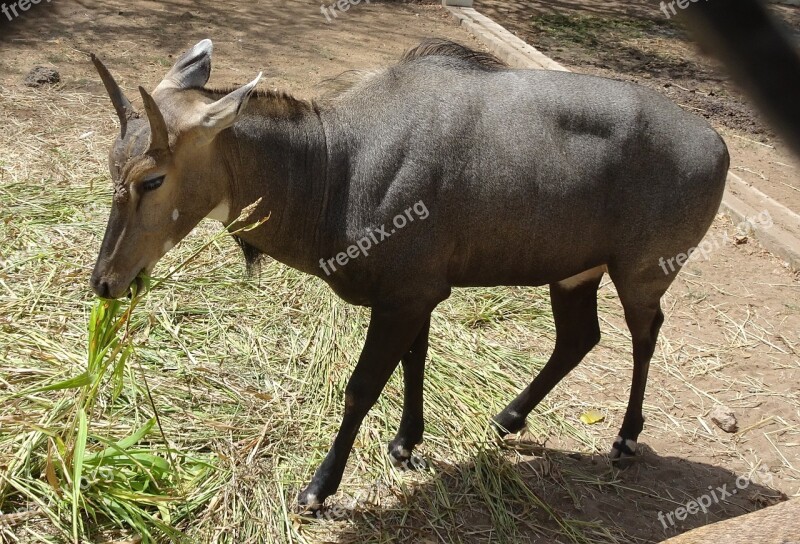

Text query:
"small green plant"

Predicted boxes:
[[530, 13, 665, 46], [1, 206, 269, 542], [1, 282, 213, 542]]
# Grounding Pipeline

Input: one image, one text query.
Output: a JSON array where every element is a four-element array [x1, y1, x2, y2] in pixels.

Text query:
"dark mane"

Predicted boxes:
[[401, 39, 507, 71], [190, 86, 314, 119]]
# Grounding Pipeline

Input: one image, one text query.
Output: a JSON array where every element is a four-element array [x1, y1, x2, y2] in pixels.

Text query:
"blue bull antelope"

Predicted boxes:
[[89, 39, 729, 510]]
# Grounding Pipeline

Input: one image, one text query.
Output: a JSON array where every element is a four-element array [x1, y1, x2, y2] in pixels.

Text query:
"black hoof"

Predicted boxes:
[[492, 411, 526, 437], [609, 436, 638, 468], [389, 441, 428, 471], [297, 487, 324, 514], [388, 441, 413, 466]]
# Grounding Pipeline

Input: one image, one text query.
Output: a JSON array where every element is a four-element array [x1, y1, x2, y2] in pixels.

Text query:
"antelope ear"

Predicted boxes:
[[196, 72, 262, 137], [159, 39, 213, 90]]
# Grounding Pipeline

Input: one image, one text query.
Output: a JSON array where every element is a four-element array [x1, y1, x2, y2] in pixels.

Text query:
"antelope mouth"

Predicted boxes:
[[127, 267, 150, 298], [128, 274, 144, 298]]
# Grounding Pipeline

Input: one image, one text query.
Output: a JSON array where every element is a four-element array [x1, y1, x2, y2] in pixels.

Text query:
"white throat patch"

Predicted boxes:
[[171, 208, 180, 222]]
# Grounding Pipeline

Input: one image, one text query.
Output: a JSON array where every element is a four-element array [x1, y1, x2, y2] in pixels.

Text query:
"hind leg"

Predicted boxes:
[[494, 269, 603, 435], [608, 278, 668, 461]]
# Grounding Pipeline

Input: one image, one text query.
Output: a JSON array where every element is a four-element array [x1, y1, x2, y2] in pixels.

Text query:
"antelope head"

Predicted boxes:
[[89, 39, 262, 299]]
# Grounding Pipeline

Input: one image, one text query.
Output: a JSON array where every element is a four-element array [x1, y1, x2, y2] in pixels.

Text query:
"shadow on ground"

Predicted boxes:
[[323, 442, 786, 544]]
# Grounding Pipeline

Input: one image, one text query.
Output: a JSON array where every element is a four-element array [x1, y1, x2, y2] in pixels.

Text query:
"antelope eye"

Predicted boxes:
[[141, 175, 165, 192]]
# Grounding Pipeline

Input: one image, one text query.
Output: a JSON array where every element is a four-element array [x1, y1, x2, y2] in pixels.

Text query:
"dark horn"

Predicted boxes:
[[138, 87, 170, 152], [90, 53, 135, 138]]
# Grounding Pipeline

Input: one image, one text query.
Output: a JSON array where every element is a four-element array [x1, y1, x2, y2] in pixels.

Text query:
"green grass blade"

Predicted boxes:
[[4, 371, 91, 401], [71, 407, 88, 543], [83, 418, 155, 464]]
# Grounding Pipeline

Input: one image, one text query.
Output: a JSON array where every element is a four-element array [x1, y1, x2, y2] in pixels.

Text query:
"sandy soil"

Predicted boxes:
[[0, 1, 798, 542], [0, 0, 474, 99]]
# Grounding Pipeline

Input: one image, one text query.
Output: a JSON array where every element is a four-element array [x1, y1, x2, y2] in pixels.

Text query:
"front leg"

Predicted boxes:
[[297, 308, 430, 511], [388, 316, 430, 466]]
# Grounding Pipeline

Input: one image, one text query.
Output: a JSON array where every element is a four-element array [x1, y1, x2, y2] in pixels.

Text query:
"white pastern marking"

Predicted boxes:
[[172, 208, 180, 222], [207, 200, 230, 222], [302, 493, 319, 509], [611, 435, 638, 457], [390, 446, 411, 459]]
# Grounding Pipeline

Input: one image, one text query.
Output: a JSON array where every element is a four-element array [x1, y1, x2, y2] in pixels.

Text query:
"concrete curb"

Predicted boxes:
[[446, 5, 800, 272], [722, 173, 800, 271], [447, 8, 567, 71]]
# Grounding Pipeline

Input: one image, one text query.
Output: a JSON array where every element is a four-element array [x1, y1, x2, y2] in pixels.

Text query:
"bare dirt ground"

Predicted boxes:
[[0, 0, 471, 100], [0, 1, 798, 543], [475, 0, 800, 215]]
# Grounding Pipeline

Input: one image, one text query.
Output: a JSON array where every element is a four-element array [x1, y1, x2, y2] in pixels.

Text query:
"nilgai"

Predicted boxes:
[[90, 39, 729, 510]]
